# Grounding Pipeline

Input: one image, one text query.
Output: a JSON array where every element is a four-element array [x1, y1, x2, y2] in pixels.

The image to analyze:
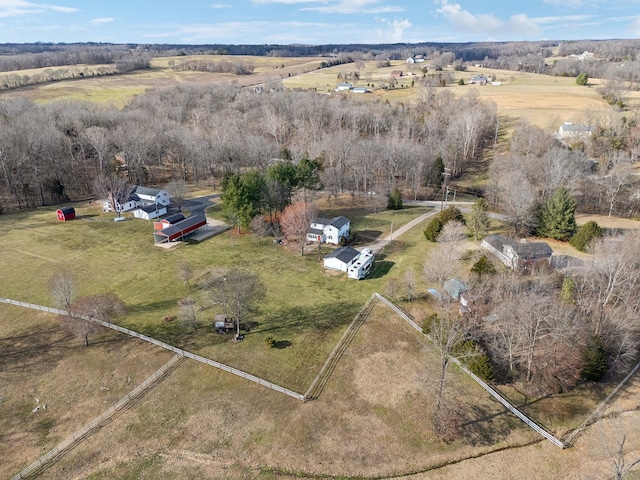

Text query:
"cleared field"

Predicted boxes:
[[282, 60, 637, 131], [0, 197, 430, 392], [15, 302, 537, 479], [0, 55, 328, 106]]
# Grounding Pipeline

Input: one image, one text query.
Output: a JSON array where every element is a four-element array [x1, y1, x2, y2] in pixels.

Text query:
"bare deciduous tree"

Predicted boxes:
[[50, 270, 76, 312], [166, 178, 188, 211], [67, 293, 125, 347], [280, 201, 318, 256], [205, 269, 265, 338]]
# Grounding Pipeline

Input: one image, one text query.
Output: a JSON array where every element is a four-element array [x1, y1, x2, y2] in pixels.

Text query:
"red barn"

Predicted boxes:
[[56, 207, 76, 221], [153, 215, 206, 244]]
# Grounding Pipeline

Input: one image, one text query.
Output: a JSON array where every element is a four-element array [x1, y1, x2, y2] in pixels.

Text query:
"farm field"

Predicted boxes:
[[282, 60, 631, 131], [0, 55, 328, 106], [3, 193, 638, 478], [2, 55, 637, 133]]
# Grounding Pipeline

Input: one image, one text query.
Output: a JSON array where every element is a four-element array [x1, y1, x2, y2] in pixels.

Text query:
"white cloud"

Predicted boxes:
[[0, 1, 77, 18], [375, 17, 411, 42], [627, 15, 640, 34], [144, 20, 349, 43], [436, 1, 540, 37], [210, 2, 231, 8], [90, 17, 115, 25], [302, 0, 404, 14], [252, 0, 317, 4], [533, 15, 596, 25]]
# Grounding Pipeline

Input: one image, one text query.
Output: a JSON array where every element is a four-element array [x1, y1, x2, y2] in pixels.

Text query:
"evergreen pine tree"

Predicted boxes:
[[539, 187, 577, 241], [468, 198, 491, 240], [570, 221, 602, 252], [387, 187, 403, 210]]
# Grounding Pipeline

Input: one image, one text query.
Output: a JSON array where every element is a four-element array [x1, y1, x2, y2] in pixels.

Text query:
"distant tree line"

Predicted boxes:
[[170, 59, 254, 75], [0, 45, 151, 73]]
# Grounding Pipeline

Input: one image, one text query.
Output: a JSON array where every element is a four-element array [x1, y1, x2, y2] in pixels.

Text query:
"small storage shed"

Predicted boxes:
[[56, 207, 76, 221], [154, 215, 207, 244]]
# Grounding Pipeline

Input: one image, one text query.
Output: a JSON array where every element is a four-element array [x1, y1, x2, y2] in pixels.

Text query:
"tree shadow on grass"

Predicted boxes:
[[357, 229, 383, 241], [367, 260, 394, 279], [253, 301, 360, 337], [126, 299, 179, 316], [274, 340, 292, 349]]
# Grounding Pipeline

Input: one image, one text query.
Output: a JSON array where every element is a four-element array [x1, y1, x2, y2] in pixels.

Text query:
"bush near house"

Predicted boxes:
[[570, 221, 602, 252]]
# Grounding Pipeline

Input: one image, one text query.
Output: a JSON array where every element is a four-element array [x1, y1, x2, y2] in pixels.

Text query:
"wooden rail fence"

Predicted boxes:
[[374, 293, 566, 448], [2, 298, 305, 401], [10, 354, 185, 480]]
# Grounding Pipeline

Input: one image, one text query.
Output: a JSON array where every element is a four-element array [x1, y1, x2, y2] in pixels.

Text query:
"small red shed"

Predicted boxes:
[[56, 207, 76, 221]]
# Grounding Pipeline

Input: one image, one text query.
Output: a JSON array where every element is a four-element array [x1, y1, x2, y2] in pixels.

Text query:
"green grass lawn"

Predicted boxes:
[[0, 199, 433, 393]]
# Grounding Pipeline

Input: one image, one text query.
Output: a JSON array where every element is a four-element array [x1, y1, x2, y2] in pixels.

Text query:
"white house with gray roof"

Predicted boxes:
[[307, 216, 350, 245]]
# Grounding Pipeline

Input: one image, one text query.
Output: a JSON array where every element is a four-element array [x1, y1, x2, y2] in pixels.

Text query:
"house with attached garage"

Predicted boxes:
[[481, 235, 553, 271], [307, 216, 350, 245]]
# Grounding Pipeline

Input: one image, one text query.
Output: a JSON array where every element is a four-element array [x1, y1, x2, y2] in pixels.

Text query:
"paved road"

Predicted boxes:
[[177, 194, 220, 218], [364, 201, 477, 253]]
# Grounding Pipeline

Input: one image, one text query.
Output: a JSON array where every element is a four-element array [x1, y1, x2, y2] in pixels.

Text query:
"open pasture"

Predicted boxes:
[[282, 60, 630, 131], [0, 199, 428, 392], [9, 301, 539, 479], [0, 55, 328, 106]]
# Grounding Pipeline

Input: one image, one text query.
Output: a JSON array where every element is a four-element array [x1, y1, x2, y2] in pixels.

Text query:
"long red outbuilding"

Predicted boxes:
[[153, 215, 206, 243]]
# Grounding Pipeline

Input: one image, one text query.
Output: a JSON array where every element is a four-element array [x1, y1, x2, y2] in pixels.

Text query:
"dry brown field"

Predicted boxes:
[[5, 297, 639, 480], [0, 55, 328, 105]]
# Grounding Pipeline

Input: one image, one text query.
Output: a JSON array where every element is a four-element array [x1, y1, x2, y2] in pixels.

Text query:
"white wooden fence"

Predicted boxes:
[[374, 293, 566, 448], [10, 354, 185, 480], [563, 359, 640, 447], [2, 298, 305, 402]]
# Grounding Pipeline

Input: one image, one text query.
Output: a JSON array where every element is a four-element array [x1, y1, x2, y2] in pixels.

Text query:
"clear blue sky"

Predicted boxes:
[[0, 0, 639, 45]]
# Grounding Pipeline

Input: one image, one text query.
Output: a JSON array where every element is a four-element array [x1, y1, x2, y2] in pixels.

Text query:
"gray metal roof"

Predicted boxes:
[[135, 186, 162, 197], [512, 242, 553, 259], [324, 246, 360, 264], [330, 216, 350, 229]]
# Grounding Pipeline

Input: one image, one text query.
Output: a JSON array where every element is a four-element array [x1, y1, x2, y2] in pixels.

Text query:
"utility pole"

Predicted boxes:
[[440, 168, 451, 211]]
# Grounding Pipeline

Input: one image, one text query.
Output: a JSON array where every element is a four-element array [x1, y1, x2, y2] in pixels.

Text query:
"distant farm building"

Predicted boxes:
[[56, 207, 75, 221], [558, 122, 594, 140], [481, 235, 553, 271], [391, 70, 403, 78], [406, 55, 426, 64], [307, 216, 350, 245], [335, 82, 353, 92], [470, 75, 489, 85], [351, 87, 369, 94], [154, 213, 186, 231], [153, 215, 207, 244], [133, 203, 167, 220]]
